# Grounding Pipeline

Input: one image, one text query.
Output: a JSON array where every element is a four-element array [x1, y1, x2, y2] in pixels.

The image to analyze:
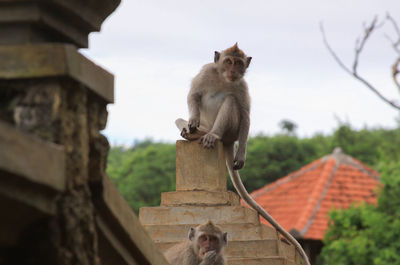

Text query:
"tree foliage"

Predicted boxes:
[[320, 161, 400, 265], [107, 142, 176, 213], [106, 125, 400, 214], [279, 119, 298, 134]]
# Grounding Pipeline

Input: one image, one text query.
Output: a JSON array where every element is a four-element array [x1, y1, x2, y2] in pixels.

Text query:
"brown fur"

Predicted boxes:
[[164, 220, 227, 265], [175, 44, 311, 265], [223, 42, 245, 57]]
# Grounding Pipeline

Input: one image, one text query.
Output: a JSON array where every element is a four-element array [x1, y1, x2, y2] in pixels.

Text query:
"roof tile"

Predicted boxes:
[[248, 148, 379, 240]]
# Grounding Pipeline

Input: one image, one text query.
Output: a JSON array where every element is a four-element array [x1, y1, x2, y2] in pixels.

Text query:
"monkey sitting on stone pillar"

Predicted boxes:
[[164, 220, 227, 265], [175, 43, 310, 265]]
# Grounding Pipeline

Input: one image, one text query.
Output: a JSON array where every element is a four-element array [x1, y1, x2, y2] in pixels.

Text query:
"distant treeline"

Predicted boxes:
[[107, 124, 400, 213]]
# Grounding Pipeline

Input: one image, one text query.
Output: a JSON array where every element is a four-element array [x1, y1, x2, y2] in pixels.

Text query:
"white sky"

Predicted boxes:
[[81, 0, 400, 145]]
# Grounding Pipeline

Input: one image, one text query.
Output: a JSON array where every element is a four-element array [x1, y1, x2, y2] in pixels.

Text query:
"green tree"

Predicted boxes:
[[331, 124, 400, 167], [107, 142, 176, 213], [320, 161, 400, 265], [279, 119, 298, 134]]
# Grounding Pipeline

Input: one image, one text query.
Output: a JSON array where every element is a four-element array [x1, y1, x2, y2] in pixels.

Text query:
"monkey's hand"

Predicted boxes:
[[199, 133, 220, 149], [180, 127, 189, 138], [200, 250, 217, 265], [233, 154, 245, 170], [188, 117, 200, 133]]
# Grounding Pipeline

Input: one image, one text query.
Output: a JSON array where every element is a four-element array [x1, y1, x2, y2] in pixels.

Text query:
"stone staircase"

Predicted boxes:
[[139, 140, 302, 265]]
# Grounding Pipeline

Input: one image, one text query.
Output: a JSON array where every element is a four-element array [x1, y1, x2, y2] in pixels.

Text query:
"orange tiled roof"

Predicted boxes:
[[249, 147, 380, 241]]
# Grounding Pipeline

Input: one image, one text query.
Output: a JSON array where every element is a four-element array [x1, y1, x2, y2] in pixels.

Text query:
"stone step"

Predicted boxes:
[[228, 257, 293, 265], [279, 241, 296, 262], [144, 223, 277, 244], [227, 240, 278, 258], [159, 239, 279, 258], [159, 241, 296, 263], [161, 190, 240, 206], [158, 241, 296, 262], [139, 205, 260, 225]]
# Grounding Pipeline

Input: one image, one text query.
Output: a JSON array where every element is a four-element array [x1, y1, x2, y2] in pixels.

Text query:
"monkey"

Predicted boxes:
[[164, 220, 227, 265], [175, 43, 311, 265]]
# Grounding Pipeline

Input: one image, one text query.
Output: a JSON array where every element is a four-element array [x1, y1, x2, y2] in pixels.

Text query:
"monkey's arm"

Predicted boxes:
[[187, 88, 202, 133], [233, 88, 250, 170], [234, 107, 249, 170]]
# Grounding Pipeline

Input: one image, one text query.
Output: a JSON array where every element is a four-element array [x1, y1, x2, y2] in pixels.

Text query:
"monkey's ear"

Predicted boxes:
[[222, 232, 228, 245], [246, 57, 252, 68], [214, 51, 221, 63], [188, 227, 196, 241]]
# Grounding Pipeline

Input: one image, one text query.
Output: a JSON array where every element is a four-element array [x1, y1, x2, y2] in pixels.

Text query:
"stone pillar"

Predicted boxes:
[[0, 1, 119, 265], [176, 140, 227, 191], [161, 140, 240, 206]]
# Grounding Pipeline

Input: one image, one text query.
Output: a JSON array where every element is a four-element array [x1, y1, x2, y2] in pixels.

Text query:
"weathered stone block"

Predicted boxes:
[[176, 140, 226, 191], [161, 190, 239, 206], [228, 257, 287, 265], [0, 44, 114, 103], [0, 120, 65, 192], [93, 175, 170, 265], [139, 206, 260, 226], [0, 0, 121, 48], [144, 223, 277, 244], [226, 240, 278, 258]]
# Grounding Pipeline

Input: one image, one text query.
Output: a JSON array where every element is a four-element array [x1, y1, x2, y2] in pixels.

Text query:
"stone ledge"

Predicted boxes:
[[0, 44, 114, 103], [161, 190, 239, 206], [92, 175, 170, 265], [228, 256, 289, 265], [144, 223, 277, 244], [0, 0, 121, 47], [139, 205, 260, 226], [0, 121, 65, 192]]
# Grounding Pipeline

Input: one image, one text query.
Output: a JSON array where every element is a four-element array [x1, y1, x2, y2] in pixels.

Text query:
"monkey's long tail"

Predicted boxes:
[[224, 146, 311, 265]]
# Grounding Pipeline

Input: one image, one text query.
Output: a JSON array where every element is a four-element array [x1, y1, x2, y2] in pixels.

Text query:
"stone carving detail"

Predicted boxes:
[[88, 94, 110, 184], [13, 80, 62, 142]]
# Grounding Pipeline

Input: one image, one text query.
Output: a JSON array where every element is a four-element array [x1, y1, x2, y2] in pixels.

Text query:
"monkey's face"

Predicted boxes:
[[197, 233, 220, 258], [221, 56, 246, 83]]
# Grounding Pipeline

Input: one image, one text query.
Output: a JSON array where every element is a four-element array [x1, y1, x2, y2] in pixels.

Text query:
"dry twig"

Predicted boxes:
[[320, 15, 400, 110], [385, 14, 400, 92]]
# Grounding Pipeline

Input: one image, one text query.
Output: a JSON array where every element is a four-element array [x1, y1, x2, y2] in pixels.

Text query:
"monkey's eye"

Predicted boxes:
[[234, 60, 244, 67], [199, 235, 207, 242], [224, 59, 233, 65], [210, 236, 218, 243]]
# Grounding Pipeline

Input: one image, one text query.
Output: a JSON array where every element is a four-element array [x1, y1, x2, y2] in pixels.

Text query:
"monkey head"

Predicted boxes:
[[214, 43, 252, 83], [188, 220, 228, 259]]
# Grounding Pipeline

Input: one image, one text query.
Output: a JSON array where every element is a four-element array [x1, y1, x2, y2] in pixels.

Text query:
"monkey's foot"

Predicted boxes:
[[176, 118, 207, 141], [199, 133, 220, 148], [181, 127, 206, 141]]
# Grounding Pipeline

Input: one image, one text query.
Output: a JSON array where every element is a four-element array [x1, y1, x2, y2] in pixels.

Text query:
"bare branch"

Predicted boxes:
[[386, 13, 400, 51], [384, 33, 399, 54], [385, 13, 400, 94], [393, 58, 400, 92], [353, 16, 384, 74], [320, 18, 400, 111], [319, 22, 353, 75], [354, 70, 400, 110]]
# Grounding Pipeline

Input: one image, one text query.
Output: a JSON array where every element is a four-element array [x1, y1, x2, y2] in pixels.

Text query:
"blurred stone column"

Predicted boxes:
[[0, 1, 120, 264]]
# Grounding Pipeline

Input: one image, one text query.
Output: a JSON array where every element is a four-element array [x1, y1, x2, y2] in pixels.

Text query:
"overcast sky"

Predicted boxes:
[[82, 0, 400, 145]]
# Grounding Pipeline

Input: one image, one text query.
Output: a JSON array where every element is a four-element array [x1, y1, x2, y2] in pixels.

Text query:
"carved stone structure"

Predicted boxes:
[[140, 140, 303, 265], [0, 1, 169, 264]]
